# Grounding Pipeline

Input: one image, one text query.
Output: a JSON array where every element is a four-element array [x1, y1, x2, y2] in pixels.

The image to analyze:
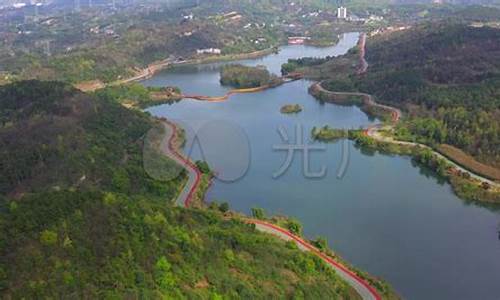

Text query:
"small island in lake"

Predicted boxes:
[[280, 104, 303, 114], [220, 64, 282, 89], [96, 84, 182, 108]]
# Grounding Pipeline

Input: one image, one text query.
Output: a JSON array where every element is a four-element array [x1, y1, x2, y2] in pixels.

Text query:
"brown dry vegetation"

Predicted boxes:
[[74, 80, 105, 92], [438, 144, 500, 182]]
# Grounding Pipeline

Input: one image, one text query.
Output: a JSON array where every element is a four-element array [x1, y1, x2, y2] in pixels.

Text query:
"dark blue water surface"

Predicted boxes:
[[143, 33, 500, 300]]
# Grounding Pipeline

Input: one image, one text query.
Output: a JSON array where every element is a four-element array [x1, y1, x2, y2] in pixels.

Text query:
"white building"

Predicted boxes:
[[337, 6, 347, 19], [196, 48, 221, 55]]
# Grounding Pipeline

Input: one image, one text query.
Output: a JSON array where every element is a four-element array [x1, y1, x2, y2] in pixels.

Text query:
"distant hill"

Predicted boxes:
[[394, 0, 500, 5]]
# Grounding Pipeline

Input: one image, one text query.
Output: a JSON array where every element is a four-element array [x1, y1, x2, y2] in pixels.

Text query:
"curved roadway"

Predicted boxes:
[[159, 119, 381, 300], [160, 120, 201, 207], [311, 30, 499, 189], [311, 82, 499, 188]]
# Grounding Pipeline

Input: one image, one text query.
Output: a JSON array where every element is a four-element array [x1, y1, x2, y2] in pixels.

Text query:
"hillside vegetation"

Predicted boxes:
[[362, 22, 500, 168], [0, 81, 358, 298], [0, 5, 280, 84], [220, 64, 281, 88], [310, 22, 500, 168], [0, 80, 183, 197]]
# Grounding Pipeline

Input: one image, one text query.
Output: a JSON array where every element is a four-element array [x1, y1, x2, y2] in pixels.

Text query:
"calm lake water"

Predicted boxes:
[[143, 33, 500, 300]]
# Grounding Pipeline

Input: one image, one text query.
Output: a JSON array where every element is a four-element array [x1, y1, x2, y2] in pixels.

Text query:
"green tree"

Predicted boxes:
[[251, 207, 265, 220], [0, 266, 7, 290], [154, 256, 176, 290], [196, 160, 211, 174], [312, 237, 328, 251], [40, 230, 58, 246], [210, 292, 223, 300], [112, 169, 130, 192], [287, 219, 302, 236], [219, 202, 229, 213]]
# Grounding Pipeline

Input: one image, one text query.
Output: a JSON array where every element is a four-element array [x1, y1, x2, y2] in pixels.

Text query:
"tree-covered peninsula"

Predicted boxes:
[[220, 64, 282, 89]]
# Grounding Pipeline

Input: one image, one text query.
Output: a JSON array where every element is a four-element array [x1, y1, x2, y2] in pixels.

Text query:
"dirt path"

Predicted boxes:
[[357, 33, 368, 75], [310, 33, 499, 188], [182, 74, 302, 102], [76, 47, 281, 92]]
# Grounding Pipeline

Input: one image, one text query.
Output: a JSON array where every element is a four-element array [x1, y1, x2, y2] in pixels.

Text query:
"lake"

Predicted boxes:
[[143, 33, 500, 300]]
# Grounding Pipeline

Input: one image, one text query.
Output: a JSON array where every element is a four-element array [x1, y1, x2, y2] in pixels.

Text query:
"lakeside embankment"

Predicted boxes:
[[182, 72, 301, 102], [75, 46, 279, 92], [309, 80, 500, 202], [159, 117, 385, 300], [307, 32, 500, 203], [135, 32, 500, 298], [143, 31, 499, 203]]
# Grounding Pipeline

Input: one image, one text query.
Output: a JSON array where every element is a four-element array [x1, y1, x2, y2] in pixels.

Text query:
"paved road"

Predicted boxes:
[[367, 127, 500, 188], [159, 118, 381, 300], [160, 120, 201, 207], [312, 82, 499, 188], [252, 220, 381, 300]]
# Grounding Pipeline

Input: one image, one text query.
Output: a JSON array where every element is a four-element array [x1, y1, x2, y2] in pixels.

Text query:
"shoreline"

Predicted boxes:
[[182, 73, 302, 102], [309, 79, 500, 188], [149, 32, 499, 203], [312, 33, 499, 185], [159, 117, 383, 300], [76, 46, 280, 92], [306, 34, 500, 202]]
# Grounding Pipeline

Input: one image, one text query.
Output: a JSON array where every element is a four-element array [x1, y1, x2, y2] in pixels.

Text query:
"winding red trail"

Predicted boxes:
[[250, 219, 382, 300], [161, 119, 201, 207], [159, 34, 381, 298], [161, 118, 381, 300], [182, 85, 271, 102], [181, 73, 303, 102], [314, 35, 499, 188]]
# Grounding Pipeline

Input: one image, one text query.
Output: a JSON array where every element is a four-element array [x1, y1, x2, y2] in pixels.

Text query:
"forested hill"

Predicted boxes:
[[360, 22, 500, 167], [361, 22, 500, 109], [311, 22, 500, 168], [0, 81, 356, 298], [0, 80, 183, 198]]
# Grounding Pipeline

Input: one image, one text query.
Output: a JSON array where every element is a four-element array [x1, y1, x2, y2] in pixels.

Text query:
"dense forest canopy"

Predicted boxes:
[[361, 22, 500, 166], [311, 22, 500, 167], [0, 80, 357, 298], [220, 64, 280, 88], [363, 22, 500, 99], [0, 80, 182, 197]]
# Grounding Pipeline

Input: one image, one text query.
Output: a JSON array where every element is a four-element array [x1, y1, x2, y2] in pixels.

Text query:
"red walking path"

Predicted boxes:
[[160, 119, 201, 207], [181, 73, 303, 102], [160, 119, 382, 300]]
